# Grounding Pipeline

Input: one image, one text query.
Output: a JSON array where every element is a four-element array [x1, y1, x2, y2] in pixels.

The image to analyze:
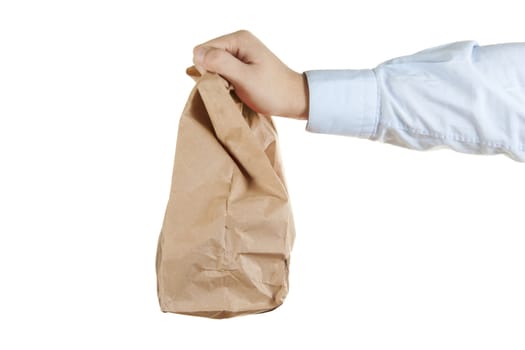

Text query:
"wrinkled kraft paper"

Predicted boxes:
[[156, 67, 295, 319]]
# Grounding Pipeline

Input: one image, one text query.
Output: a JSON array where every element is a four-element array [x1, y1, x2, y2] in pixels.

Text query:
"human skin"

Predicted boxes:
[[192, 30, 309, 120]]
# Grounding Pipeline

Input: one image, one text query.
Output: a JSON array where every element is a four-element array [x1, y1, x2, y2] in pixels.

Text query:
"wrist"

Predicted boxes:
[[297, 72, 309, 120], [287, 71, 309, 120]]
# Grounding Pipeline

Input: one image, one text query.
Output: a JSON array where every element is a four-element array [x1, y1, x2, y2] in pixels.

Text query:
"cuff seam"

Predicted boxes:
[[370, 68, 381, 139]]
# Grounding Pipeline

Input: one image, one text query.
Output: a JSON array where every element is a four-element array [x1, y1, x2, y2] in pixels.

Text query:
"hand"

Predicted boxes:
[[193, 30, 308, 120]]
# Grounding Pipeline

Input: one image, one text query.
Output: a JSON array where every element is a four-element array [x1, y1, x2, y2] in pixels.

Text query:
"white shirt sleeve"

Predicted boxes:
[[304, 41, 525, 162]]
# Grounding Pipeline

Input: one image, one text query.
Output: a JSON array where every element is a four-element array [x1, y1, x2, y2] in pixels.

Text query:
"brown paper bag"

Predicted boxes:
[[155, 67, 295, 318]]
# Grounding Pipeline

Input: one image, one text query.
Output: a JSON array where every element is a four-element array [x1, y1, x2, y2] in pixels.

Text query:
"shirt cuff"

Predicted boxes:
[[304, 69, 379, 138]]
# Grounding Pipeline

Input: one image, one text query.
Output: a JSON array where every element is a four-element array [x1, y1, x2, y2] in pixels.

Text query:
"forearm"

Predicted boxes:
[[305, 41, 525, 161]]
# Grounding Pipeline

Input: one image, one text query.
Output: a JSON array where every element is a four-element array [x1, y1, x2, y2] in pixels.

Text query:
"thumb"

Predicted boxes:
[[193, 46, 246, 84]]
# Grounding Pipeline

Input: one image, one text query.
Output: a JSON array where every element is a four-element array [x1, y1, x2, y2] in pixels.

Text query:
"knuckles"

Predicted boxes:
[[235, 29, 253, 39]]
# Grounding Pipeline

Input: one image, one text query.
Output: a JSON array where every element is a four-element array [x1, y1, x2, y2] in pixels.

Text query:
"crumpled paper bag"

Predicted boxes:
[[155, 67, 295, 318]]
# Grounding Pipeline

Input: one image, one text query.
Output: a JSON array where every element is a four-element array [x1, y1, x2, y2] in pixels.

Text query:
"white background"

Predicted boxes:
[[1, 1, 524, 349]]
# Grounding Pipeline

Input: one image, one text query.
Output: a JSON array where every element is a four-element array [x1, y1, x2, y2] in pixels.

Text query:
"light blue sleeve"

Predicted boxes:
[[304, 41, 525, 162]]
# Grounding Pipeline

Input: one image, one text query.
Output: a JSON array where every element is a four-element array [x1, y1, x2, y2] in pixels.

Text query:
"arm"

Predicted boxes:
[[193, 31, 525, 162], [306, 41, 525, 161]]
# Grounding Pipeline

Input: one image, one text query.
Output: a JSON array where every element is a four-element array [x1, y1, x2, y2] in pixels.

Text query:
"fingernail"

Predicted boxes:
[[195, 64, 206, 75]]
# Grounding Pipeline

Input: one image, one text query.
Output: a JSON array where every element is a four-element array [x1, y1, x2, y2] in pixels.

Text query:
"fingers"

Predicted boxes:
[[196, 30, 244, 53], [193, 30, 260, 65], [193, 46, 248, 85]]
